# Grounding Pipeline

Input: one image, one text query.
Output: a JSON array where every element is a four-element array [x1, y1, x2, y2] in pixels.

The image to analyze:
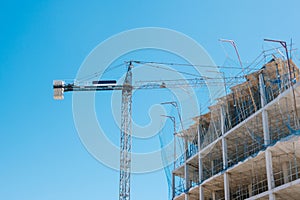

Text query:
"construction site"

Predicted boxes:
[[54, 40, 300, 200], [171, 53, 300, 200]]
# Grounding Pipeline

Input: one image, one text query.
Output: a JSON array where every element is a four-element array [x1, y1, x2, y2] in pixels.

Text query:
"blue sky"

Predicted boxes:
[[1, 1, 300, 200]]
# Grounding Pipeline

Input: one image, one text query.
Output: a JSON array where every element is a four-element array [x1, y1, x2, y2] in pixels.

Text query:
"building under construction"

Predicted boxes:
[[171, 57, 300, 200]]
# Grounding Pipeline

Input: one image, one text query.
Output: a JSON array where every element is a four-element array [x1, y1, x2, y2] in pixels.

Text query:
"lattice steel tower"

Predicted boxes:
[[119, 63, 133, 200]]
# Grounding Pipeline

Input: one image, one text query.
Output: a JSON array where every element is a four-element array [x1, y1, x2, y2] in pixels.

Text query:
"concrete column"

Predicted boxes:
[[185, 163, 189, 200], [282, 161, 289, 184], [260, 73, 275, 199], [198, 118, 204, 200], [199, 155, 203, 182], [220, 106, 225, 135], [211, 160, 214, 175], [259, 73, 267, 107], [184, 132, 189, 200], [221, 106, 228, 169], [198, 118, 203, 200], [248, 184, 252, 197], [198, 120, 201, 152], [185, 193, 189, 200], [266, 149, 275, 190], [259, 74, 271, 146], [199, 185, 204, 200], [269, 192, 276, 200], [224, 172, 230, 200], [222, 137, 228, 170], [172, 172, 175, 199], [198, 120, 202, 183], [259, 73, 271, 145], [261, 72, 275, 198], [262, 110, 270, 145], [212, 191, 216, 200]]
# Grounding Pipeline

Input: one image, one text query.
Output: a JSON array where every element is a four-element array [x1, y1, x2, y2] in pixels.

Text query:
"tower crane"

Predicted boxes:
[[53, 61, 224, 200]]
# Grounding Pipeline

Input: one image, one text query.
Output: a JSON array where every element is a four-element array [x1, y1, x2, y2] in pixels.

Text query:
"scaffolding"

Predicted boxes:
[[201, 141, 223, 181], [169, 55, 300, 200]]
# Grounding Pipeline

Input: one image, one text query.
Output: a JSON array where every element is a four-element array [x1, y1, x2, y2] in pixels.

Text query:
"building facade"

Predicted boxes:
[[172, 58, 300, 200]]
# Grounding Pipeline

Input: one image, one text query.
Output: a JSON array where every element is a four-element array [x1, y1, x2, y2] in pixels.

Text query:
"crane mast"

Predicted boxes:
[[53, 61, 219, 200], [119, 63, 133, 200], [54, 63, 134, 200]]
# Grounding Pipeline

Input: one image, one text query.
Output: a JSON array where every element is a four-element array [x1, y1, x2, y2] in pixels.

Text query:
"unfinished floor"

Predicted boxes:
[[172, 58, 300, 200]]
